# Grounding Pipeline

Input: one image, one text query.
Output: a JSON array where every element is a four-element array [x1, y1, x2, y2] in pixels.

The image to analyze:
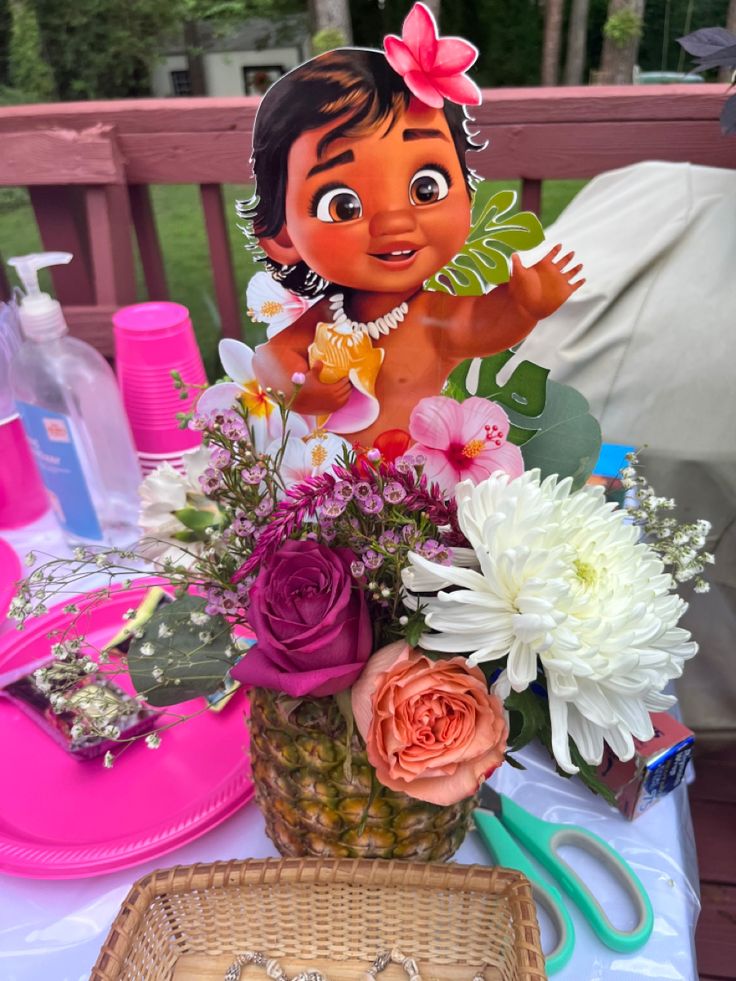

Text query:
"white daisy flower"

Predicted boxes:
[[269, 431, 351, 491], [403, 470, 697, 775], [195, 338, 310, 449]]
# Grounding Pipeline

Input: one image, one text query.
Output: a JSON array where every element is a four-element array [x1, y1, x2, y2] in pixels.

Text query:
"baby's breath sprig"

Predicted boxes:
[[9, 548, 145, 629], [622, 451, 714, 593]]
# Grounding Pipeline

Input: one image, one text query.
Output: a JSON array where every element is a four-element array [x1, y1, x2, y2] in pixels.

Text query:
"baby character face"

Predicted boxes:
[[265, 99, 472, 294]]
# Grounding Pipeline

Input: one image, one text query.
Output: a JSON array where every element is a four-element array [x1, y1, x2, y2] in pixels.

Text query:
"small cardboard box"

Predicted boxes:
[[596, 712, 694, 819]]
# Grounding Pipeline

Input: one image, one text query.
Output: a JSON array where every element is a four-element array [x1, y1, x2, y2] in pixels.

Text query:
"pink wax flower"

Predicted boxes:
[[231, 540, 372, 697], [408, 396, 523, 496], [383, 2, 481, 109], [351, 642, 508, 806]]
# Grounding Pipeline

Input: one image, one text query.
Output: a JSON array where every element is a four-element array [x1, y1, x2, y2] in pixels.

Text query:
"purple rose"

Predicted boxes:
[[231, 540, 372, 697]]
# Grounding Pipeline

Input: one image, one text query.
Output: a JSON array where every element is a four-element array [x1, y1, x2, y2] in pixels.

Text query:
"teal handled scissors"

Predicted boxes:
[[474, 785, 654, 975]]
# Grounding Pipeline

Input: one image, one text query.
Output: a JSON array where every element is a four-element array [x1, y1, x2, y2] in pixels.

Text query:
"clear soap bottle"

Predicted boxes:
[[8, 252, 142, 546]]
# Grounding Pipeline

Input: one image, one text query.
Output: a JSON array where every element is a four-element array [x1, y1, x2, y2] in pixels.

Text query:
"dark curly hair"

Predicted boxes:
[[237, 48, 481, 297]]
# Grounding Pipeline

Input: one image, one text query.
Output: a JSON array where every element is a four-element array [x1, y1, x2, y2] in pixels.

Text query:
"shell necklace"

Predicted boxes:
[[328, 293, 411, 341]]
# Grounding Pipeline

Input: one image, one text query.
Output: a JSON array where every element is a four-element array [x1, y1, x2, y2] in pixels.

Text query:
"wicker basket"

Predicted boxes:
[[91, 858, 546, 981]]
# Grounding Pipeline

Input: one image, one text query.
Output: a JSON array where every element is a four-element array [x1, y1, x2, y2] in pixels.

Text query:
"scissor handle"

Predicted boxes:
[[500, 795, 654, 954], [474, 808, 575, 975]]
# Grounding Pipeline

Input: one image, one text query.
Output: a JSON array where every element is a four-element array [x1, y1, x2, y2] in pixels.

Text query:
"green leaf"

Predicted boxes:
[[426, 186, 545, 296], [505, 687, 549, 752], [511, 380, 601, 490], [173, 507, 220, 532], [127, 594, 234, 707], [536, 721, 618, 807], [447, 352, 549, 443], [504, 752, 526, 770], [447, 355, 601, 486], [334, 689, 355, 783], [569, 743, 618, 807]]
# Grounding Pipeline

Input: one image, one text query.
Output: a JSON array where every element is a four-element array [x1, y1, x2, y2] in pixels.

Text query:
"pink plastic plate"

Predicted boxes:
[[0, 538, 21, 623], [0, 579, 254, 878]]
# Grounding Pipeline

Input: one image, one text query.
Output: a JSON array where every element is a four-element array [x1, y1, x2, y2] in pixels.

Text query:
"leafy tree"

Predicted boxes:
[[175, 0, 305, 96], [309, 0, 352, 43], [33, 0, 180, 100], [637, 0, 730, 74], [0, 0, 11, 86], [8, 0, 55, 99], [596, 0, 645, 83], [312, 27, 348, 52], [724, 0, 736, 80]]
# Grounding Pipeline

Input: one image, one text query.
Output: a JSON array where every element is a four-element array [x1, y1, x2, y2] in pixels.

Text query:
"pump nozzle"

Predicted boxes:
[[6, 252, 73, 341], [8, 252, 72, 298]]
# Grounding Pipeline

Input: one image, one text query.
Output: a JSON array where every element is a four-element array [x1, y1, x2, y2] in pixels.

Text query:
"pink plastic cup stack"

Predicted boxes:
[[112, 302, 206, 477]]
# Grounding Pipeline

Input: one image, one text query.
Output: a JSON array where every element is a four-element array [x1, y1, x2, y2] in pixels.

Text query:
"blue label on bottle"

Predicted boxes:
[[16, 401, 103, 541]]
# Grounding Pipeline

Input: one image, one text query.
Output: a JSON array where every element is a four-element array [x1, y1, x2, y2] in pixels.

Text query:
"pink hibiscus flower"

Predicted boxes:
[[383, 2, 481, 109], [409, 396, 524, 495]]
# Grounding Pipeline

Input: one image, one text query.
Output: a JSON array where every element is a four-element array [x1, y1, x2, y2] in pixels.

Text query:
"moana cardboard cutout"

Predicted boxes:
[[241, 3, 583, 450]]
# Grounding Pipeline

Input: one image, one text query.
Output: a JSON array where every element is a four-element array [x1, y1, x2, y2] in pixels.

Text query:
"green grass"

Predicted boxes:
[[0, 179, 585, 379]]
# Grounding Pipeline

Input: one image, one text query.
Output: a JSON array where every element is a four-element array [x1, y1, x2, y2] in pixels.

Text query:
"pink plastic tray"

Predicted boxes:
[[0, 538, 21, 623], [0, 579, 254, 878]]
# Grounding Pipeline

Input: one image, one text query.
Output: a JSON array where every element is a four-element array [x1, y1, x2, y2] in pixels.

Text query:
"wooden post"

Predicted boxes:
[[29, 186, 94, 305], [0, 254, 10, 301], [129, 184, 169, 300], [200, 183, 242, 341], [521, 179, 542, 218], [84, 184, 137, 307]]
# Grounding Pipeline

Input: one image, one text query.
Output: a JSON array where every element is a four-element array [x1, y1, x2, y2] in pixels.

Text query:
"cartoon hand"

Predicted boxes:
[[294, 360, 352, 414], [508, 244, 584, 321]]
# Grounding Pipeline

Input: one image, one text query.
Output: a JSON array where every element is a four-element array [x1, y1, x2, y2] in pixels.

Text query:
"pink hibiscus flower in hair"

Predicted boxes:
[[383, 2, 481, 109], [409, 396, 523, 495]]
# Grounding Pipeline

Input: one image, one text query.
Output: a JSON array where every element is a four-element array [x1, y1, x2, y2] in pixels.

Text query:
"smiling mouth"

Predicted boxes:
[[370, 248, 419, 263]]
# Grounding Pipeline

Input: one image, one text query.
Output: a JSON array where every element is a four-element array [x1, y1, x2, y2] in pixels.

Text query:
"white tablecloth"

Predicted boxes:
[[0, 524, 701, 981]]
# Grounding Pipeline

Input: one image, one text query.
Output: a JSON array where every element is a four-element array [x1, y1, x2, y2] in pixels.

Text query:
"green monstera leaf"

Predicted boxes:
[[448, 350, 549, 444], [127, 594, 235, 707], [510, 380, 602, 489], [426, 185, 545, 296], [448, 352, 601, 489]]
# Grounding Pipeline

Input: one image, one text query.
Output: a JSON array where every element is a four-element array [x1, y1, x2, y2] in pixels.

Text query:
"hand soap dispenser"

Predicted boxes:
[[0, 293, 49, 529], [8, 252, 142, 546]]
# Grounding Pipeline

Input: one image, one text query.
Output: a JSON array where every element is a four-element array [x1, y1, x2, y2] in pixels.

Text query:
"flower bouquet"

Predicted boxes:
[[10, 3, 713, 862], [12, 324, 711, 860]]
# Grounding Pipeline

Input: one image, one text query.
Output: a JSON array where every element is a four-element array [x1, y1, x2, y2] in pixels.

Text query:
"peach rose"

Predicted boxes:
[[351, 641, 508, 805]]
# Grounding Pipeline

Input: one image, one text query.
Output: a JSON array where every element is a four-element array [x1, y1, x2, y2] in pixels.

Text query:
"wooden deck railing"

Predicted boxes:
[[0, 85, 732, 356]]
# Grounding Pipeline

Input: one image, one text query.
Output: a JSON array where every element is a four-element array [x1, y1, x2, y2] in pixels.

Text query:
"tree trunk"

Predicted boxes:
[[183, 20, 206, 97], [564, 0, 590, 84], [309, 0, 353, 45], [541, 0, 565, 86], [421, 0, 441, 26], [596, 0, 645, 85], [720, 0, 736, 84]]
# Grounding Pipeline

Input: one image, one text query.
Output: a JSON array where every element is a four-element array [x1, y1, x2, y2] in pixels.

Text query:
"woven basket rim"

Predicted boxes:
[[91, 857, 546, 981]]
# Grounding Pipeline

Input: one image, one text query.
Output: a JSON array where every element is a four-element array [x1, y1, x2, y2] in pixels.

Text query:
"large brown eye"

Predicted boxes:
[[315, 187, 363, 223], [409, 168, 450, 206]]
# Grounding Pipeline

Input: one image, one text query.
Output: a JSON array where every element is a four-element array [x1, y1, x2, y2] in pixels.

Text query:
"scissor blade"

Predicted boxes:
[[477, 783, 503, 815]]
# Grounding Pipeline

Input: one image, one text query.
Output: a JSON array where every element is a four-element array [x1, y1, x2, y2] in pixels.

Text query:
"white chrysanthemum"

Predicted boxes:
[[403, 470, 697, 774]]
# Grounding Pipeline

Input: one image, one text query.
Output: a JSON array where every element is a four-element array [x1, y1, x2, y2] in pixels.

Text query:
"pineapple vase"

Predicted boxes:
[[249, 687, 476, 860]]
